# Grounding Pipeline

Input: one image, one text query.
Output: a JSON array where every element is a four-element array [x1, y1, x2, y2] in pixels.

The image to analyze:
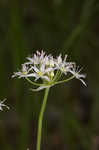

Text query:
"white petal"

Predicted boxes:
[[26, 57, 34, 62], [18, 75, 26, 78], [80, 79, 87, 87], [1, 104, 10, 110], [69, 70, 75, 76], [25, 62, 32, 65], [28, 66, 33, 72], [0, 99, 9, 111], [40, 64, 45, 72], [57, 55, 62, 64], [22, 64, 27, 72], [32, 66, 39, 73], [31, 85, 51, 91], [45, 67, 53, 73], [0, 107, 3, 111], [64, 55, 67, 62], [12, 72, 21, 78], [78, 74, 86, 78], [24, 73, 37, 77], [34, 75, 40, 81], [41, 76, 50, 81]]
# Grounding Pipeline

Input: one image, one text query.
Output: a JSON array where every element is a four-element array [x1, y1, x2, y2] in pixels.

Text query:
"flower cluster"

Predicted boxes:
[[12, 50, 86, 91], [0, 99, 9, 111]]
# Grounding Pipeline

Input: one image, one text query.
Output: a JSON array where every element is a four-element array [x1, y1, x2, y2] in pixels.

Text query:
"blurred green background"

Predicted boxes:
[[0, 0, 99, 150]]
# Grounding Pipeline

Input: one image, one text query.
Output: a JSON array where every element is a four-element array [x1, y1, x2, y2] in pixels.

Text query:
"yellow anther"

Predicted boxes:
[[38, 72, 43, 76], [22, 71, 27, 75]]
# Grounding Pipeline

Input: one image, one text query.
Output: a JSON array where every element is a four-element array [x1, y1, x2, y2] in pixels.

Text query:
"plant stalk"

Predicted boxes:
[[36, 87, 50, 150]]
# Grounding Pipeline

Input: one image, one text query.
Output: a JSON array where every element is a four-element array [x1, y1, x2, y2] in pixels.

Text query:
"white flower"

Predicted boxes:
[[69, 65, 86, 86], [26, 57, 34, 65], [12, 50, 86, 91], [12, 64, 36, 78], [0, 99, 9, 111], [55, 54, 74, 74], [49, 56, 55, 67], [12, 51, 55, 82], [26, 50, 48, 65], [30, 63, 54, 81]]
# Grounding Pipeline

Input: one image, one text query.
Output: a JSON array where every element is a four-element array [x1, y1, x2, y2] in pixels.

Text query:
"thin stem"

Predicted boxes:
[[36, 88, 50, 150], [25, 77, 46, 86], [52, 70, 60, 82], [55, 75, 75, 85]]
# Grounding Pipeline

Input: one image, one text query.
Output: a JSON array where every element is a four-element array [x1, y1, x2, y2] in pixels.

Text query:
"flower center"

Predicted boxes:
[[38, 71, 43, 76], [61, 66, 66, 72], [22, 71, 27, 75]]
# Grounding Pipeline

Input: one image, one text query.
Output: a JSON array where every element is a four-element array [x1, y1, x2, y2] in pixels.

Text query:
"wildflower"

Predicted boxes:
[[69, 65, 87, 86], [0, 99, 9, 111], [12, 50, 86, 91], [12, 50, 87, 150], [30, 64, 53, 81], [12, 64, 36, 78], [26, 50, 49, 65], [55, 54, 74, 74]]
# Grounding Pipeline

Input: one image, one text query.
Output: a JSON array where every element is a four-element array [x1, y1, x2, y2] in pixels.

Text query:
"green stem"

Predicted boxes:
[[53, 70, 62, 82], [25, 77, 46, 86], [36, 88, 50, 150], [55, 75, 75, 85]]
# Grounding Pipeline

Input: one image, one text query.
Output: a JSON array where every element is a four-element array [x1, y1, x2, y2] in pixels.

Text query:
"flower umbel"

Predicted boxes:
[[0, 99, 9, 111], [12, 50, 86, 90]]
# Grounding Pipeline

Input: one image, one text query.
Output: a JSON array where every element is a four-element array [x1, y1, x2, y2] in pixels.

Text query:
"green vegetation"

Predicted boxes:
[[0, 0, 99, 150]]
